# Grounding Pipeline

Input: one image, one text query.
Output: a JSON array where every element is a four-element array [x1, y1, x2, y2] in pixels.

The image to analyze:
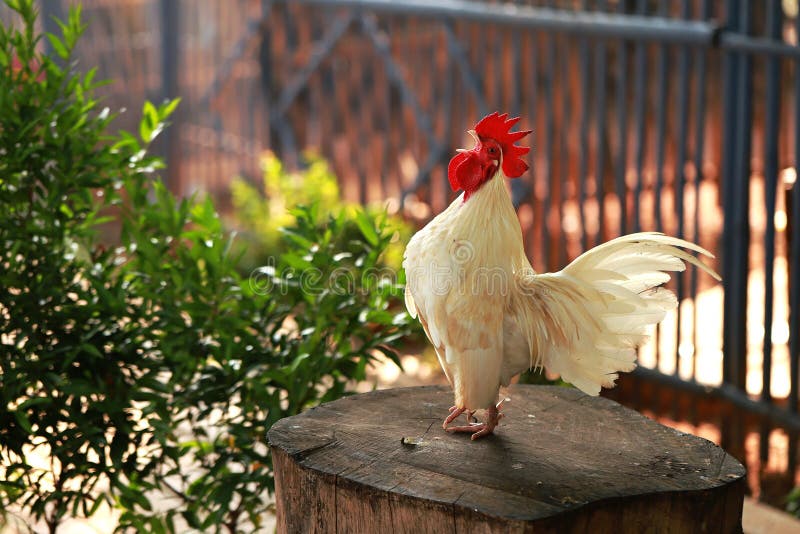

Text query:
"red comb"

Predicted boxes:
[[474, 112, 532, 178]]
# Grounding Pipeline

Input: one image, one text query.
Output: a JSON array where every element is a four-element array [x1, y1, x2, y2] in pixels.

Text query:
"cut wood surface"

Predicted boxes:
[[268, 385, 746, 533]]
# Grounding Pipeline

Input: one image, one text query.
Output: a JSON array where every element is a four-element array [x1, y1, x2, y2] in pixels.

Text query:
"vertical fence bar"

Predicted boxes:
[[273, 4, 299, 168], [690, 0, 711, 382], [577, 0, 590, 251], [593, 0, 608, 246], [490, 23, 502, 110], [359, 41, 371, 205], [673, 0, 691, 377], [724, 0, 752, 392], [558, 32, 572, 267], [614, 0, 628, 235], [790, 11, 800, 413], [510, 4, 529, 207], [441, 24, 455, 204], [263, 1, 276, 152], [650, 0, 670, 371], [40, 1, 65, 59], [160, 0, 181, 189], [653, 0, 668, 234], [544, 26, 556, 271], [733, 0, 753, 393], [632, 0, 647, 233], [436, 21, 453, 209], [721, 0, 743, 389], [761, 0, 782, 404], [381, 19, 396, 199], [525, 28, 540, 262], [759, 422, 771, 465]]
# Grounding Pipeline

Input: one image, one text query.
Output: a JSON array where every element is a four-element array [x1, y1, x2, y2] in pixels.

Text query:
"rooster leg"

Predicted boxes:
[[444, 404, 503, 440]]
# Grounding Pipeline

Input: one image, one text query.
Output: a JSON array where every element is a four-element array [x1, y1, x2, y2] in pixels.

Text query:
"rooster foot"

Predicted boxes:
[[444, 403, 503, 440], [442, 406, 476, 429]]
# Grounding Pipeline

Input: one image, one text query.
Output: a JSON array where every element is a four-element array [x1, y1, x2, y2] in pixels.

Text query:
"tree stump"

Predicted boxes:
[[268, 385, 746, 533]]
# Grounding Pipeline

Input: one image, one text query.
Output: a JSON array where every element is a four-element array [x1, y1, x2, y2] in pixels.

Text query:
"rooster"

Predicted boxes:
[[403, 112, 719, 440]]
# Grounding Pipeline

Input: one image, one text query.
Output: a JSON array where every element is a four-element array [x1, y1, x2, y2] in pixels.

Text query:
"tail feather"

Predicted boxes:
[[570, 232, 720, 282], [513, 232, 719, 395]]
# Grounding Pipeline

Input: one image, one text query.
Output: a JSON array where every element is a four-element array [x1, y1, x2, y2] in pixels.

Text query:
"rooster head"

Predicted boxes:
[[447, 112, 531, 199]]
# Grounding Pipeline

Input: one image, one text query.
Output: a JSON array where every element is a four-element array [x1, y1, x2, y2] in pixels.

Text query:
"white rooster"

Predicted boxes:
[[403, 112, 720, 440]]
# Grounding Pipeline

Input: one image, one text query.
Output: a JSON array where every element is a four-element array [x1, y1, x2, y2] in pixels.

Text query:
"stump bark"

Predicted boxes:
[[268, 385, 745, 533]]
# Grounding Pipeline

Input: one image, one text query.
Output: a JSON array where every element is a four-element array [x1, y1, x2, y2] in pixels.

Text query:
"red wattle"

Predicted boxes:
[[448, 153, 487, 199], [447, 152, 471, 191]]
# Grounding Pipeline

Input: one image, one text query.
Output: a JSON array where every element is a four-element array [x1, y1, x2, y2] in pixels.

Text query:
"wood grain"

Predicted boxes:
[[269, 385, 745, 533]]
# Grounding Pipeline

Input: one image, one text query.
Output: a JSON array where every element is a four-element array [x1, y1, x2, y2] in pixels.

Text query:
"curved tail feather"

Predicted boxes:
[[511, 232, 719, 395]]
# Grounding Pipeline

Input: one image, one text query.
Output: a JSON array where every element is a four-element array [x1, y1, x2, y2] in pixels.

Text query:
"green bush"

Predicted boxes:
[[0, 3, 175, 530], [230, 152, 341, 262], [230, 152, 412, 274], [0, 2, 416, 531]]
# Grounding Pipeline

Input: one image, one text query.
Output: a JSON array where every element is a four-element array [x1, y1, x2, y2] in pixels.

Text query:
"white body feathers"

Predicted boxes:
[[403, 172, 719, 410]]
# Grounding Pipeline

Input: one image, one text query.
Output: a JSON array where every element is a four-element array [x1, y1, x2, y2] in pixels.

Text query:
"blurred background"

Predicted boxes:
[[3, 0, 800, 530]]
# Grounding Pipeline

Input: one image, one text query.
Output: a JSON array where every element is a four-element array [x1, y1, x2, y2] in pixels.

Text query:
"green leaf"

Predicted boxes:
[[181, 510, 201, 530], [18, 397, 51, 410], [159, 97, 180, 119], [46, 32, 68, 59], [144, 101, 158, 125], [289, 353, 310, 373], [281, 252, 313, 271], [280, 228, 315, 249], [113, 130, 141, 152], [139, 101, 160, 143], [353, 209, 379, 246], [80, 343, 102, 358], [13, 411, 33, 433], [59, 203, 74, 218], [139, 117, 152, 144]]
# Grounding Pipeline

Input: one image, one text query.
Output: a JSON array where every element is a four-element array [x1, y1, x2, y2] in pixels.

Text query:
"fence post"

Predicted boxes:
[[790, 7, 800, 413], [721, 0, 750, 393], [760, 0, 783, 404], [160, 0, 181, 190], [790, 174, 800, 412]]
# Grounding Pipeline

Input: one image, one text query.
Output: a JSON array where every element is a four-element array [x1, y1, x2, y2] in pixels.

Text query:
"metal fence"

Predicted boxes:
[[4, 0, 800, 453]]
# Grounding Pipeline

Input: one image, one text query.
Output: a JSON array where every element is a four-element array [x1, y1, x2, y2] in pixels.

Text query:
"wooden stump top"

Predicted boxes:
[[268, 385, 746, 533]]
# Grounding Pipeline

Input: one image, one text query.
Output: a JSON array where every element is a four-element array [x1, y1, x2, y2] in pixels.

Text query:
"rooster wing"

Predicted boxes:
[[404, 210, 509, 410]]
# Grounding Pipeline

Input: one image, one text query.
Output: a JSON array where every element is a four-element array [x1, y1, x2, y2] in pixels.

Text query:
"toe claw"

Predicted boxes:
[[443, 407, 466, 429], [442, 402, 504, 439], [470, 426, 494, 440]]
